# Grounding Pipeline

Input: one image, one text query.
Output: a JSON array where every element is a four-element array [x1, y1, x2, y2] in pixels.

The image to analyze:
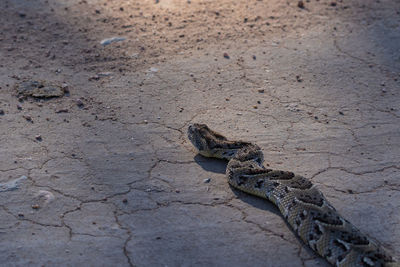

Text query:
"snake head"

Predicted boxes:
[[187, 123, 228, 156], [188, 123, 255, 160]]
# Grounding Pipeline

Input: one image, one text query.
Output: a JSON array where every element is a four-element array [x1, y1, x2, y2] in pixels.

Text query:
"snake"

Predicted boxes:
[[187, 123, 397, 267]]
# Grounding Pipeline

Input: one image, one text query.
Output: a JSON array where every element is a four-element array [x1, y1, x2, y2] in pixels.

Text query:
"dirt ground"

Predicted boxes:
[[1, 0, 399, 266]]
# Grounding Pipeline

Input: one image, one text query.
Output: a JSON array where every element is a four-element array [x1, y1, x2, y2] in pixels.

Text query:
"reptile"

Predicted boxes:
[[187, 123, 397, 267]]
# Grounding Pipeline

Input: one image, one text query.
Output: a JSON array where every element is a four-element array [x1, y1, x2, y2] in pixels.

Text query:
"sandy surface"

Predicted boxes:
[[1, 0, 399, 266]]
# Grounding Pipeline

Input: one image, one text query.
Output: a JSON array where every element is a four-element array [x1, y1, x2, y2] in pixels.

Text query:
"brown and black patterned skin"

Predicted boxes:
[[187, 123, 397, 267]]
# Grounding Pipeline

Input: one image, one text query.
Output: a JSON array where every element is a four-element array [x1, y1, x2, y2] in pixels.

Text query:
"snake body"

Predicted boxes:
[[187, 123, 396, 267]]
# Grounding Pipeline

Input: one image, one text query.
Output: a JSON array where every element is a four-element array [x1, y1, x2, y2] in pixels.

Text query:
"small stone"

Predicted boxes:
[[89, 75, 100, 81], [35, 135, 42, 141], [175, 189, 180, 193], [298, 1, 305, 9], [223, 52, 230, 59], [314, 116, 319, 120], [31, 204, 40, 210], [382, 88, 387, 93], [338, 111, 344, 115], [17, 104, 23, 110], [258, 89, 265, 93], [97, 72, 113, 77], [0, 109, 4, 115], [122, 199, 128, 204], [252, 55, 256, 60], [149, 67, 158, 73], [348, 189, 353, 194], [330, 2, 337, 6], [61, 83, 69, 93], [296, 75, 303, 82], [16, 80, 64, 98], [18, 213, 24, 217], [55, 108, 69, 113], [203, 178, 211, 183], [76, 99, 84, 108], [100, 37, 126, 46], [253, 105, 258, 109], [23, 115, 33, 122]]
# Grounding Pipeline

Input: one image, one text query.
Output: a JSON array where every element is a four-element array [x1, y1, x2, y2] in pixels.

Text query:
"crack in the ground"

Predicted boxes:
[[333, 38, 399, 79]]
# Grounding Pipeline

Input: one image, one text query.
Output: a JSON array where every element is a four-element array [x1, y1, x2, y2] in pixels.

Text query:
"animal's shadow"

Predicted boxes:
[[193, 153, 326, 264], [195, 153, 280, 215]]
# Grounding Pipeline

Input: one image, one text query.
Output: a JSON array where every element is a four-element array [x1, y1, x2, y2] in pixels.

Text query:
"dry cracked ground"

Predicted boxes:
[[1, 0, 399, 266]]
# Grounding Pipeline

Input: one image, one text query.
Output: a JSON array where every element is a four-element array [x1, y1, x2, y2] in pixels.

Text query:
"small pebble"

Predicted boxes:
[[203, 178, 211, 183], [0, 109, 4, 115], [298, 1, 305, 8], [56, 108, 69, 113], [35, 135, 42, 141], [252, 55, 256, 60], [338, 111, 344, 115], [17, 104, 22, 110], [100, 37, 126, 46], [149, 67, 158, 72], [223, 52, 230, 59], [23, 115, 33, 122], [122, 199, 128, 204], [258, 89, 265, 93], [31, 204, 40, 210], [97, 72, 113, 77], [76, 99, 84, 108]]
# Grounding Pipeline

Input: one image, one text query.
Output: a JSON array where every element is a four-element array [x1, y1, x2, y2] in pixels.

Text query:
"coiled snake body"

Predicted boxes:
[[187, 123, 396, 267]]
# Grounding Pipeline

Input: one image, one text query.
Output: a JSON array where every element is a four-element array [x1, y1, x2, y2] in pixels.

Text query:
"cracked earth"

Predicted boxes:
[[1, 0, 399, 266]]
